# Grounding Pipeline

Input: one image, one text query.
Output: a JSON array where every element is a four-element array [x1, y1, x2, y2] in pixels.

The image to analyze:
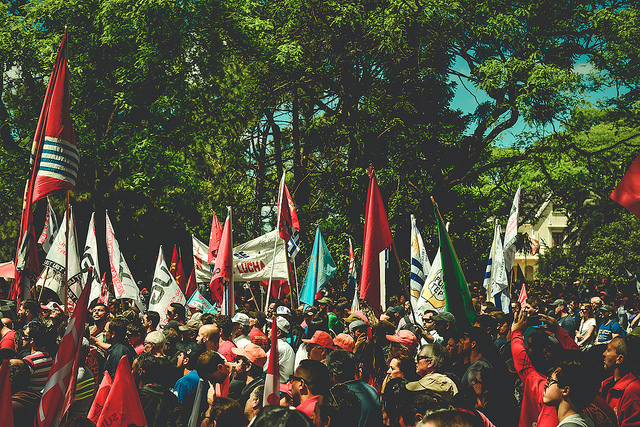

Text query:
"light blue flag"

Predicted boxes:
[[187, 288, 218, 314], [300, 227, 337, 306]]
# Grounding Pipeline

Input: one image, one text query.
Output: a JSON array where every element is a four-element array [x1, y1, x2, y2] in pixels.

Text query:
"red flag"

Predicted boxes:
[[0, 360, 14, 427], [170, 244, 179, 276], [186, 268, 197, 300], [87, 372, 112, 423], [175, 256, 187, 294], [611, 152, 640, 218], [360, 167, 393, 315], [263, 317, 280, 405], [210, 210, 233, 312], [96, 356, 146, 427], [37, 271, 93, 427], [260, 280, 290, 299], [208, 211, 224, 263], [518, 283, 528, 307], [277, 174, 300, 242]]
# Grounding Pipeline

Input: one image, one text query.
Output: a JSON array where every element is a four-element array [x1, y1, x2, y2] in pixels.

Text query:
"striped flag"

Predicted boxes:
[[287, 229, 300, 258], [263, 317, 280, 405], [346, 238, 357, 300], [81, 212, 102, 305], [483, 223, 510, 313], [409, 215, 430, 315]]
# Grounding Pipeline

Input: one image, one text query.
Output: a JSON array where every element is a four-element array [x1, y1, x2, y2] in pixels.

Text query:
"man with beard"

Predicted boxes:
[[88, 302, 110, 356], [17, 299, 40, 329]]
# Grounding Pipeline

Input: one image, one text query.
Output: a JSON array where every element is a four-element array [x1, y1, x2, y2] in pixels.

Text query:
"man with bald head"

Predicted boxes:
[[197, 324, 220, 352]]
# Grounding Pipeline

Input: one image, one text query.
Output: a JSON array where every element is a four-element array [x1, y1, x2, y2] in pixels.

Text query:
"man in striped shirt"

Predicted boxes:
[[22, 322, 53, 393]]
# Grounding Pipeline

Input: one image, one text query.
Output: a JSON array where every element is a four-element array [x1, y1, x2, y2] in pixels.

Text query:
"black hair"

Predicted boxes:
[[214, 314, 233, 338], [318, 383, 361, 427], [253, 406, 313, 427], [138, 355, 175, 388], [21, 299, 39, 315], [169, 303, 186, 322], [145, 311, 160, 329], [325, 349, 357, 383], [420, 409, 483, 427], [196, 350, 225, 379], [27, 321, 47, 347], [107, 316, 128, 341], [382, 377, 409, 426], [398, 390, 447, 426], [200, 313, 215, 325], [209, 396, 246, 427], [10, 360, 31, 393], [296, 359, 330, 396], [554, 360, 599, 411]]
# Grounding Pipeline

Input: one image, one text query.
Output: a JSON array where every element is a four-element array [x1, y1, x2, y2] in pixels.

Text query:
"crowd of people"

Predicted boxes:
[[1, 281, 640, 427]]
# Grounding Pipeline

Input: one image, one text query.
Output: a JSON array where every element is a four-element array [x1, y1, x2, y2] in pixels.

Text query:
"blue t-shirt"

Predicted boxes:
[[345, 379, 383, 427], [173, 370, 200, 404], [596, 320, 624, 344]]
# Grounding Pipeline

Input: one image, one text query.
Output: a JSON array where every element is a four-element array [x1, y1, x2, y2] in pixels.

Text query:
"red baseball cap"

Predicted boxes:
[[333, 333, 355, 352], [302, 330, 334, 349], [231, 343, 268, 367], [386, 330, 417, 351]]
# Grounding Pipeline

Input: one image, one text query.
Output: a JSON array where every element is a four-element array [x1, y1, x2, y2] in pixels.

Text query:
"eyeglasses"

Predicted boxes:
[[545, 376, 559, 389], [143, 341, 154, 346], [289, 375, 305, 383], [422, 318, 433, 323], [416, 355, 432, 361], [470, 378, 482, 385]]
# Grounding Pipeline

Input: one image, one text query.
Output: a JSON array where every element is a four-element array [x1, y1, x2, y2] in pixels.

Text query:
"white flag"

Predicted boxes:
[[43, 208, 83, 308], [409, 215, 430, 313], [37, 198, 59, 253], [503, 185, 521, 272], [105, 211, 144, 310], [417, 222, 450, 314], [81, 212, 102, 304], [192, 231, 289, 283], [150, 246, 186, 324], [483, 223, 509, 313]]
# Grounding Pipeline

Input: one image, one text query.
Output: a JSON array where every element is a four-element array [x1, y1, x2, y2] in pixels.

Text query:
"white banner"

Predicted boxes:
[[43, 208, 82, 305], [410, 215, 430, 311], [483, 223, 509, 300], [106, 211, 144, 310], [37, 197, 59, 253], [150, 246, 186, 324], [503, 185, 521, 271], [193, 230, 289, 283], [81, 212, 102, 304]]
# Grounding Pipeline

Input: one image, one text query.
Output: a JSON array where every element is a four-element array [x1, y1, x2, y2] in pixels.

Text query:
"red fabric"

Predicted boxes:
[[260, 280, 290, 298], [37, 270, 92, 427], [263, 317, 280, 405], [185, 268, 197, 300], [88, 371, 112, 423], [601, 372, 640, 427], [175, 257, 187, 294], [170, 245, 179, 276], [0, 261, 15, 279], [611, 152, 640, 219], [296, 394, 321, 418], [0, 360, 14, 427], [518, 283, 528, 306], [0, 329, 15, 351], [359, 167, 393, 315], [277, 178, 300, 242], [208, 211, 223, 263], [97, 356, 147, 427], [210, 213, 232, 307]]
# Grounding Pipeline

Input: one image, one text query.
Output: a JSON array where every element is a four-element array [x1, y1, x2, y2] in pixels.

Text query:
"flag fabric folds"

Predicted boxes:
[[610, 152, 640, 218], [81, 212, 102, 305], [518, 283, 528, 307], [106, 211, 144, 311], [287, 229, 300, 259], [263, 317, 280, 406], [88, 372, 112, 423], [360, 167, 393, 314], [175, 256, 187, 295], [38, 198, 59, 253], [170, 245, 179, 276], [150, 246, 187, 324], [409, 215, 430, 315], [276, 174, 300, 242], [0, 360, 14, 427], [208, 211, 223, 263], [345, 238, 357, 300], [417, 246, 446, 313], [300, 228, 337, 306], [96, 356, 147, 427], [434, 203, 476, 330], [503, 185, 521, 272], [186, 268, 197, 300], [187, 288, 217, 314], [210, 208, 233, 314], [482, 224, 509, 306], [37, 271, 92, 427]]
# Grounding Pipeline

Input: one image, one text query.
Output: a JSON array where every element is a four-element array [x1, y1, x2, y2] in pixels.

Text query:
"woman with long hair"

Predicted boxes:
[[575, 303, 596, 350]]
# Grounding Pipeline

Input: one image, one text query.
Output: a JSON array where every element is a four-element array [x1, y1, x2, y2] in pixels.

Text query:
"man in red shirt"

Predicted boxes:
[[601, 335, 640, 427], [0, 318, 15, 351]]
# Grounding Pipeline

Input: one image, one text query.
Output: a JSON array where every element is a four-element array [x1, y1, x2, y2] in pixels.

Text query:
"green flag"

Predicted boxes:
[[434, 204, 476, 330]]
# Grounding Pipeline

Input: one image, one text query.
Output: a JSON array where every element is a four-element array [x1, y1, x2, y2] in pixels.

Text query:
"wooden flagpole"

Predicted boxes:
[[64, 192, 70, 310], [391, 240, 420, 328]]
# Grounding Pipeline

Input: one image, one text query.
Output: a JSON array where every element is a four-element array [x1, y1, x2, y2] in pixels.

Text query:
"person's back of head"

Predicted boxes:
[[419, 409, 483, 427], [214, 314, 233, 339], [108, 316, 128, 343], [317, 383, 361, 427], [209, 396, 246, 427], [146, 311, 160, 330], [399, 391, 447, 427], [138, 353, 174, 388], [27, 321, 47, 349], [169, 303, 186, 323], [9, 359, 31, 394], [325, 349, 357, 384], [552, 359, 599, 411], [252, 406, 313, 427], [297, 359, 330, 396]]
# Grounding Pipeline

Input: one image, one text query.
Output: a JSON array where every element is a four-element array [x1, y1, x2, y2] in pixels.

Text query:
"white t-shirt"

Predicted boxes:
[[558, 413, 595, 427], [576, 318, 596, 348]]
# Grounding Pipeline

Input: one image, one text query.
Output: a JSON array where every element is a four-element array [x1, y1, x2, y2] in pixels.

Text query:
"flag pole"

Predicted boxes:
[[64, 192, 70, 310], [390, 241, 420, 328], [266, 173, 285, 314], [228, 206, 234, 316]]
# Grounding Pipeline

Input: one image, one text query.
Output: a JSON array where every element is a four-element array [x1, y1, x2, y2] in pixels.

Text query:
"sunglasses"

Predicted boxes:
[[545, 376, 559, 389], [289, 375, 305, 383]]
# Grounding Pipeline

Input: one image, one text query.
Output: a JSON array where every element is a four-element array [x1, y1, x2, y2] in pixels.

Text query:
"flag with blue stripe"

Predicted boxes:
[[483, 223, 510, 313], [410, 215, 430, 312], [299, 227, 336, 306], [287, 229, 300, 258]]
